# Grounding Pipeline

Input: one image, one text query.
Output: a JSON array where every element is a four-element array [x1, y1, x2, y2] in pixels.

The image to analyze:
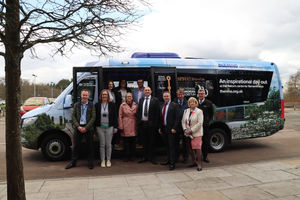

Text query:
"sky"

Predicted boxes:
[[1, 0, 300, 86]]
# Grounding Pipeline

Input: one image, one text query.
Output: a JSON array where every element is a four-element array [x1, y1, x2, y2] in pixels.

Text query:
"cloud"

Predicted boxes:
[[1, 0, 300, 85]]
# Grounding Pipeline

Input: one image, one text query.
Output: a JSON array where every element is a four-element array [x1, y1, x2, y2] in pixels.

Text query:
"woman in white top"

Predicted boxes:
[[182, 97, 204, 171]]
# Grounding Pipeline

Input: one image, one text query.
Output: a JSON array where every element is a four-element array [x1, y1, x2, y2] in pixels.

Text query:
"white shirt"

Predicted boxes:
[[199, 98, 205, 105], [141, 95, 151, 121]]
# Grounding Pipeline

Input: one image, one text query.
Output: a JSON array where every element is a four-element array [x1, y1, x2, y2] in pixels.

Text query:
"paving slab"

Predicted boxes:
[[176, 177, 232, 193], [250, 161, 296, 171], [24, 180, 44, 193], [220, 185, 275, 200], [236, 169, 299, 183], [153, 194, 187, 200], [257, 181, 300, 197], [272, 196, 300, 200], [47, 190, 94, 200], [88, 176, 128, 189], [141, 183, 183, 199], [126, 174, 161, 186], [184, 168, 233, 180], [284, 168, 300, 176], [220, 173, 261, 187], [184, 190, 230, 200], [94, 185, 146, 200], [25, 192, 49, 200], [156, 171, 192, 183], [40, 178, 89, 193]]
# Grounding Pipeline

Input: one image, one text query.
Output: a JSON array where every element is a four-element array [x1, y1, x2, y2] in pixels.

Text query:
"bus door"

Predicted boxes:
[[151, 67, 178, 101]]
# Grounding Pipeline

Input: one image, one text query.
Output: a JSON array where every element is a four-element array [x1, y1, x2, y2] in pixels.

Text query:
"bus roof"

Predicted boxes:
[[88, 57, 276, 71]]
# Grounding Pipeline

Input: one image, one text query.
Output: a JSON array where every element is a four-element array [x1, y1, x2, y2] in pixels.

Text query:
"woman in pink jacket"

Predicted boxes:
[[118, 92, 138, 161]]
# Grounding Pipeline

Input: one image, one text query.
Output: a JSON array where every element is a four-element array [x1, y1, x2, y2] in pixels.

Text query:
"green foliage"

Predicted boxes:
[[22, 114, 64, 148]]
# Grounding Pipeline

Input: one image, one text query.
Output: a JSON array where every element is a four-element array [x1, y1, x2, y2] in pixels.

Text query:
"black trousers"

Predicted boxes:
[[139, 121, 156, 161], [161, 126, 176, 165], [175, 128, 189, 161], [202, 125, 209, 160], [123, 136, 136, 159], [71, 129, 94, 163]]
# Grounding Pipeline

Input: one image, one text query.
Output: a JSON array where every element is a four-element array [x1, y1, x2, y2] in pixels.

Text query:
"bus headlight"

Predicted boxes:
[[22, 116, 38, 128]]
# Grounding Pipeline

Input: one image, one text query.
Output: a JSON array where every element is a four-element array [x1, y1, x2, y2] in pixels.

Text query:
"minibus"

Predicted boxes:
[[21, 52, 285, 161]]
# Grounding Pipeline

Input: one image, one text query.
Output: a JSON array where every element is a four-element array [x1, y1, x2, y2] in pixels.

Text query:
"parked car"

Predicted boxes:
[[20, 97, 50, 116]]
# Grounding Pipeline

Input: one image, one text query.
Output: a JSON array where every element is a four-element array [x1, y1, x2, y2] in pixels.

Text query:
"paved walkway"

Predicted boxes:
[[1, 157, 300, 200]]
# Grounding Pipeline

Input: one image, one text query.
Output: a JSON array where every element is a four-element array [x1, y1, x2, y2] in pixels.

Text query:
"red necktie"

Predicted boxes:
[[162, 103, 167, 125]]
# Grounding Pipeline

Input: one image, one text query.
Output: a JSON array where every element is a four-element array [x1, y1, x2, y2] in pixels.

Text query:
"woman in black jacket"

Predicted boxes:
[[95, 89, 118, 168]]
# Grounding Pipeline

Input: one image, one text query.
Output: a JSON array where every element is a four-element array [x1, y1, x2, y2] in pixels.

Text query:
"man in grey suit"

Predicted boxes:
[[133, 79, 145, 104]]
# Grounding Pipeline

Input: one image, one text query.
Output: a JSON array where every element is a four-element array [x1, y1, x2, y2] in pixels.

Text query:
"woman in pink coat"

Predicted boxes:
[[118, 92, 138, 161]]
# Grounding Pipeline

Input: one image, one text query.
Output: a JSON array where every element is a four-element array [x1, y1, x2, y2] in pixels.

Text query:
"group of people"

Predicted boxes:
[[65, 79, 213, 172]]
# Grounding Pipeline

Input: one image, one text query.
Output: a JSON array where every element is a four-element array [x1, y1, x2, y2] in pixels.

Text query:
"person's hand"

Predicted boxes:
[[184, 129, 192, 134], [158, 128, 162, 134], [113, 128, 118, 134], [171, 129, 176, 134], [81, 127, 87, 133]]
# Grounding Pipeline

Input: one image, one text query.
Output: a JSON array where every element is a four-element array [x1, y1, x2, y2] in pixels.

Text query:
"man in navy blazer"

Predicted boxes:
[[137, 87, 160, 164], [159, 91, 179, 170]]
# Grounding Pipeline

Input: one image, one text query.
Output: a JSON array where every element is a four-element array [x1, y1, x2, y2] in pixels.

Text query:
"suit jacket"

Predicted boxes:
[[159, 102, 179, 133], [72, 101, 96, 132], [137, 96, 160, 128], [133, 87, 145, 104], [181, 107, 203, 137], [198, 98, 213, 126], [114, 87, 131, 109], [173, 97, 188, 119], [94, 101, 118, 128]]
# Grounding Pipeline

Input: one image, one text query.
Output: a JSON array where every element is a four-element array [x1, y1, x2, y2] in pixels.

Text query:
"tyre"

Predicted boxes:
[[41, 134, 70, 161], [208, 128, 228, 152]]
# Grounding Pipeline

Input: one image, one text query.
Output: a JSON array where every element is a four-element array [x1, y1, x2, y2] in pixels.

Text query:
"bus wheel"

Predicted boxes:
[[208, 128, 228, 152], [41, 134, 70, 161]]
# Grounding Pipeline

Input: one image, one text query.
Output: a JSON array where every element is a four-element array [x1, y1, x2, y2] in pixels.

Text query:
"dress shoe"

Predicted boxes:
[[188, 163, 197, 168], [88, 162, 94, 169], [169, 164, 175, 171], [138, 158, 148, 163], [197, 167, 202, 171], [160, 161, 170, 165], [203, 158, 210, 163], [65, 161, 76, 169]]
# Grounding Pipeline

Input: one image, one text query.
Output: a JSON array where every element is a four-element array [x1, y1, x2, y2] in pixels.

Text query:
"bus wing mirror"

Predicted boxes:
[[64, 94, 73, 108]]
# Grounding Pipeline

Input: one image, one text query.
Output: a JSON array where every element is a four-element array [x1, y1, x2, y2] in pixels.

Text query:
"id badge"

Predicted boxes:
[[80, 120, 85, 125]]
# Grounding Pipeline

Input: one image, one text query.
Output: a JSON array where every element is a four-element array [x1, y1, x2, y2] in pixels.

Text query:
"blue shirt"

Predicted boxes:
[[80, 102, 88, 125], [162, 101, 170, 126]]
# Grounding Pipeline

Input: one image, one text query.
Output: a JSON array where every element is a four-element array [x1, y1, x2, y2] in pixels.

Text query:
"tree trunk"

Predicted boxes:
[[5, 0, 26, 199]]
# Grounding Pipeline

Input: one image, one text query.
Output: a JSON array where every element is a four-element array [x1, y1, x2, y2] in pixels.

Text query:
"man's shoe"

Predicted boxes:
[[203, 158, 210, 163], [160, 161, 170, 165], [65, 161, 76, 169], [169, 164, 175, 171], [88, 162, 94, 169], [197, 167, 202, 171], [138, 158, 148, 163]]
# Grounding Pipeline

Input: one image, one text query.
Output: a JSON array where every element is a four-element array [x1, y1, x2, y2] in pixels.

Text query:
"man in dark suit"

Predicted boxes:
[[173, 88, 189, 163], [159, 91, 179, 170], [65, 89, 96, 169], [137, 86, 160, 164], [198, 88, 214, 163]]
